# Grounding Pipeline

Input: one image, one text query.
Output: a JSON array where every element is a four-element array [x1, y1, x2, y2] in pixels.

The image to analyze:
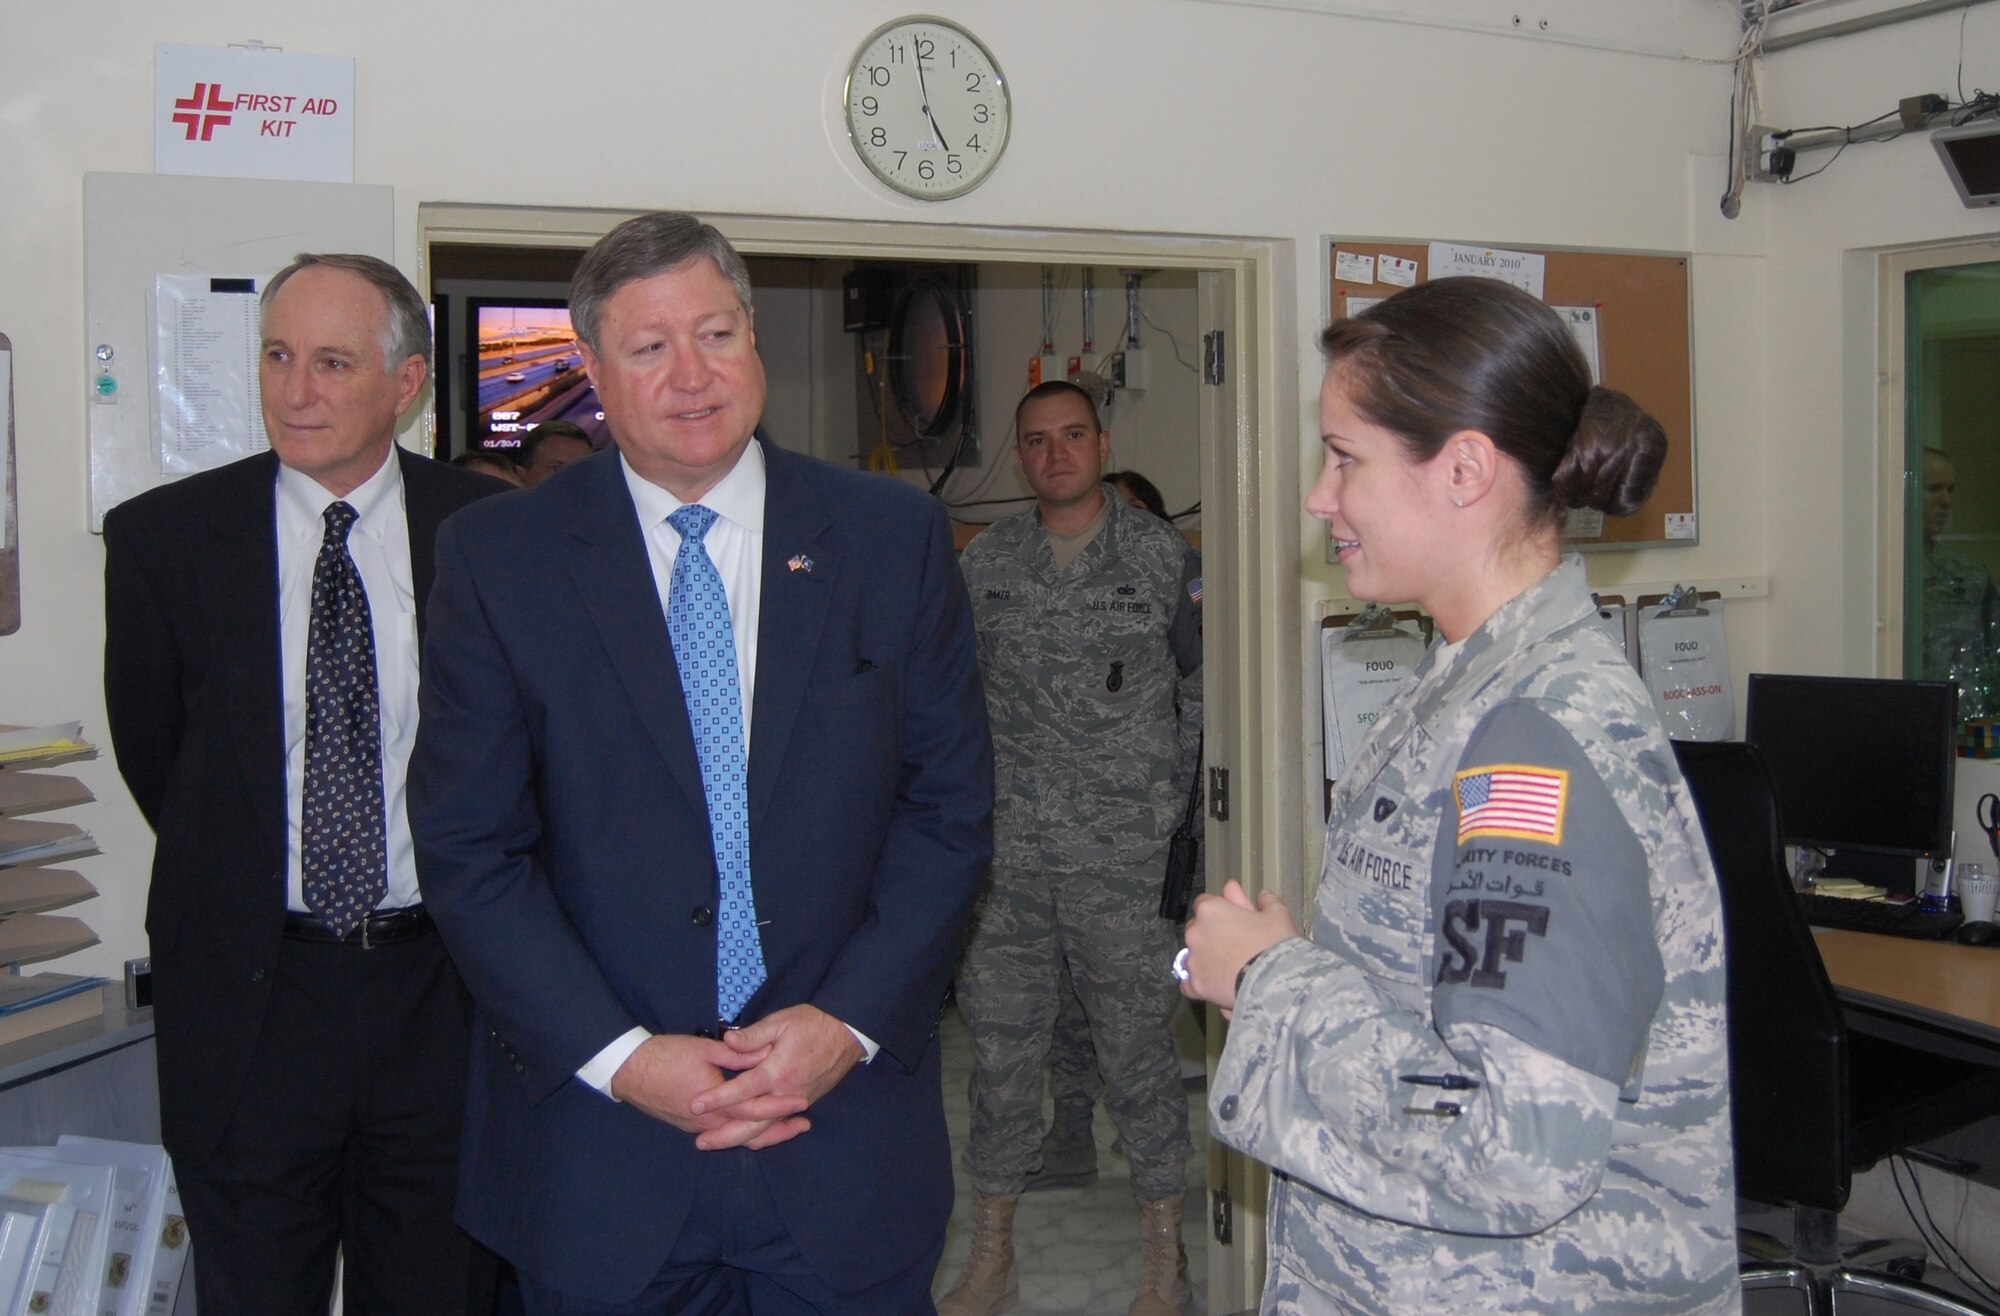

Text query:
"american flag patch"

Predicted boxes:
[[1188, 577, 1203, 604], [1454, 764, 1568, 845]]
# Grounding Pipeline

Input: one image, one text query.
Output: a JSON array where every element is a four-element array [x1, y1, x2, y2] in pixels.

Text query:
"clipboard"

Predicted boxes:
[[1590, 591, 1631, 663], [1636, 586, 1720, 616], [1319, 606, 1432, 816]]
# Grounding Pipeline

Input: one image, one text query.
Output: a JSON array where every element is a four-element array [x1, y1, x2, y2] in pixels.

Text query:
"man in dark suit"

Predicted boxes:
[[410, 212, 992, 1315], [103, 253, 504, 1315]]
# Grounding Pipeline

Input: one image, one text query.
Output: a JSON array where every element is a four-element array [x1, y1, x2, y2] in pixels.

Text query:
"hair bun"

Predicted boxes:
[[1549, 386, 1666, 516]]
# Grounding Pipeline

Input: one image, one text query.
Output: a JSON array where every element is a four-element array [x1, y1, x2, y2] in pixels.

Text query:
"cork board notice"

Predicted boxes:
[[1325, 238, 1696, 550]]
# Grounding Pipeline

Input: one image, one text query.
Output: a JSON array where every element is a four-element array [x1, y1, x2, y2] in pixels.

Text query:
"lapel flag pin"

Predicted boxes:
[[787, 553, 814, 574]]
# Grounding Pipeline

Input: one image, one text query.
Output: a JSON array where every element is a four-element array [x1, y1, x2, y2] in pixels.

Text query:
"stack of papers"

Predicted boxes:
[[0, 724, 105, 1053], [0, 975, 104, 1049], [0, 727, 95, 771], [0, 823, 97, 871], [1812, 878, 1891, 901]]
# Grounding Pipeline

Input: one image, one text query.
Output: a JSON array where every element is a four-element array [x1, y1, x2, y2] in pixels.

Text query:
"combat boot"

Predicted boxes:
[[938, 1190, 1020, 1316], [1022, 1098, 1097, 1191], [1126, 1193, 1191, 1316]]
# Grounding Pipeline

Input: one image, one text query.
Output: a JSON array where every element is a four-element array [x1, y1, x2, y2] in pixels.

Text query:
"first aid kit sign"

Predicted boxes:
[[156, 43, 354, 182]]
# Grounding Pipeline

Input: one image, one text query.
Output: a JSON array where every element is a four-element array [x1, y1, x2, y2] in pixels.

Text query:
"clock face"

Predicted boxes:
[[844, 17, 1010, 201]]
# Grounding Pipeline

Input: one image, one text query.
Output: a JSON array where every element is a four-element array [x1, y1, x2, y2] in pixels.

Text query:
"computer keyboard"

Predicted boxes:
[[1797, 892, 1963, 940]]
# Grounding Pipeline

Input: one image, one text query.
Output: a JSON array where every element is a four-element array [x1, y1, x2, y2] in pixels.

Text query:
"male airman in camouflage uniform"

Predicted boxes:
[[940, 382, 1202, 1316], [1920, 448, 2000, 707], [1213, 557, 1739, 1315]]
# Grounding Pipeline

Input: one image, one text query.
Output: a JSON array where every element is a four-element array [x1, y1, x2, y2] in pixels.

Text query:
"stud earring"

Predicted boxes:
[[1453, 496, 1465, 508]]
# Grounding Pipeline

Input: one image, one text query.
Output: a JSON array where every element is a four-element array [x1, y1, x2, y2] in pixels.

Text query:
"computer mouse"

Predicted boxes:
[[1955, 920, 1998, 946]]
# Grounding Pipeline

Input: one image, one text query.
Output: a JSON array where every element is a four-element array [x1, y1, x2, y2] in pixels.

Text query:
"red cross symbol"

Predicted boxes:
[[170, 83, 234, 141]]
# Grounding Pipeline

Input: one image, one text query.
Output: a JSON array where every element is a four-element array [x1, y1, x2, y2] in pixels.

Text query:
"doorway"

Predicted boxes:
[[1901, 259, 2000, 716], [416, 203, 1296, 1313], [1879, 244, 2000, 716]]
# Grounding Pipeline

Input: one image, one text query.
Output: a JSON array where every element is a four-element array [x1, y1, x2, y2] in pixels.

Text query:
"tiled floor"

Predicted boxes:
[[929, 1000, 1212, 1315]]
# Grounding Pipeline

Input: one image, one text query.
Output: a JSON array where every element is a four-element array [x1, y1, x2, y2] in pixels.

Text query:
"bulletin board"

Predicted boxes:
[[1325, 238, 1696, 550]]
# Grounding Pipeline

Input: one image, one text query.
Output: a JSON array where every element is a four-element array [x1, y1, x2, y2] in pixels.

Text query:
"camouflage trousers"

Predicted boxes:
[[1049, 962, 1105, 1112], [956, 855, 1191, 1199]]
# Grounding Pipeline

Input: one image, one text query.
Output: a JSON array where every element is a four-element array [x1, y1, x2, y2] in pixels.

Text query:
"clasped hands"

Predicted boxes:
[[609, 1003, 864, 1151], [1178, 879, 1300, 1019]]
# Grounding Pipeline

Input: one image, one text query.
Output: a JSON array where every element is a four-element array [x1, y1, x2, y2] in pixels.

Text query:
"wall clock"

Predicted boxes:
[[843, 16, 1011, 200]]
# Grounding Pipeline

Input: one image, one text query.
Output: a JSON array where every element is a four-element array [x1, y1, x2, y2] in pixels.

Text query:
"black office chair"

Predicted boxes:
[[1672, 739, 2000, 1316]]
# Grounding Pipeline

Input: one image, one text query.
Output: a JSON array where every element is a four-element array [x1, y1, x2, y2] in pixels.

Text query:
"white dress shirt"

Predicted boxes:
[[579, 442, 875, 1097], [276, 451, 420, 913]]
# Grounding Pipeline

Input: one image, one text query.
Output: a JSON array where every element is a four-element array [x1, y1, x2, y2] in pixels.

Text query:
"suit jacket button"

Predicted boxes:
[[691, 906, 714, 927], [249, 967, 267, 984]]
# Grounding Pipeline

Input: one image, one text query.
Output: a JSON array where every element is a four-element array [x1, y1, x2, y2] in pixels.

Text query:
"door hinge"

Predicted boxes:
[[1202, 329, 1226, 385], [1212, 1184, 1233, 1245], [1208, 766, 1229, 822]]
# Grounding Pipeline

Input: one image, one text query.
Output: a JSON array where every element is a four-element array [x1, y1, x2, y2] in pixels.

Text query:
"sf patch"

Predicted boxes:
[[1437, 898, 1550, 988], [1454, 763, 1568, 846]]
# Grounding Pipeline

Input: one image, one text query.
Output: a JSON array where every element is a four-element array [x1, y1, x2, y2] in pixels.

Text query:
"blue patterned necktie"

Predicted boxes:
[[301, 500, 387, 937], [666, 505, 766, 1022]]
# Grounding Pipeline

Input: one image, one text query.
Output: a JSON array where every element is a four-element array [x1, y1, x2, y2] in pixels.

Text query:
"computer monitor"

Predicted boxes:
[[462, 299, 605, 455], [1744, 673, 1958, 892]]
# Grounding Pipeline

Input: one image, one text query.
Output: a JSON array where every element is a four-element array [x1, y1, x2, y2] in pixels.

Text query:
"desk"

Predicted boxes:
[[1814, 929, 2000, 1044], [1814, 928, 2000, 1191], [0, 982, 159, 1144]]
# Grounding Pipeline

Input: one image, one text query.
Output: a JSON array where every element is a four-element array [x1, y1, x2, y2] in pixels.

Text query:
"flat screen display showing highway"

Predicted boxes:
[[469, 302, 608, 453]]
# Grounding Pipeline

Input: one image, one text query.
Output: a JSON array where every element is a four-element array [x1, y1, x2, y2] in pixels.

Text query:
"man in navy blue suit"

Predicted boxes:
[[411, 212, 993, 1315]]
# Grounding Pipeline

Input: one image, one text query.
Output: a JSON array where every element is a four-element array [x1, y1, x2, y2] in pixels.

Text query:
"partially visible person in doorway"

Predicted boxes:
[[1108, 469, 1169, 521], [1028, 465, 1196, 1199], [455, 450, 525, 486], [946, 387, 1202, 1316], [518, 420, 596, 487], [1920, 445, 2000, 709]]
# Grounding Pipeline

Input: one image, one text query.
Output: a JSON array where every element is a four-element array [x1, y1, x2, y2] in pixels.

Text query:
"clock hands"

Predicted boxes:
[[912, 37, 952, 151]]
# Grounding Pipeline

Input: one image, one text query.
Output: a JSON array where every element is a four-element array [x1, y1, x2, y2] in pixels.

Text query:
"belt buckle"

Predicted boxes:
[[360, 915, 374, 951]]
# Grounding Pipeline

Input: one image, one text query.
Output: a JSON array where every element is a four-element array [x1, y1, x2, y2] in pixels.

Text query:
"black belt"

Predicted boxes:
[[282, 905, 434, 948]]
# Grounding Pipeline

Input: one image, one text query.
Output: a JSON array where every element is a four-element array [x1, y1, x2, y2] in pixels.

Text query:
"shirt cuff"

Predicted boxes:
[[577, 1027, 652, 1098], [845, 1023, 880, 1064]]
